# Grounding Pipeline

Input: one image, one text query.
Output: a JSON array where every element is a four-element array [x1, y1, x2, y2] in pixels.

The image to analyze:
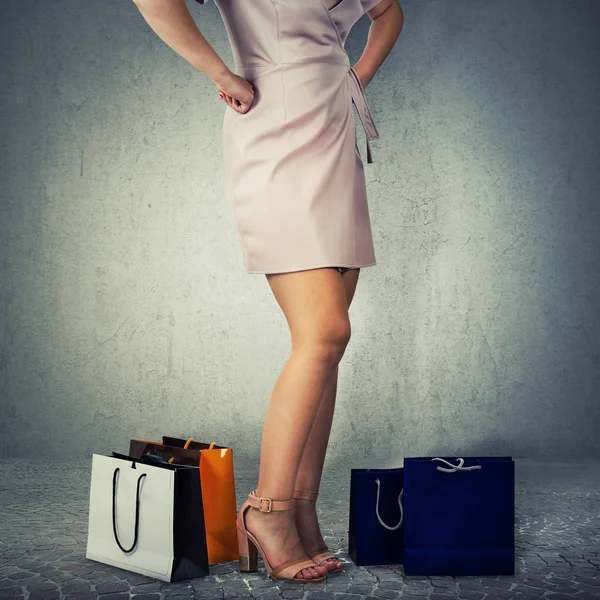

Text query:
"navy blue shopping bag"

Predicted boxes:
[[348, 468, 404, 566], [403, 456, 515, 576]]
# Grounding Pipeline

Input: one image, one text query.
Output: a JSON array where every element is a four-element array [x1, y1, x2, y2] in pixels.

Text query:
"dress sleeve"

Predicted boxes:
[[361, 0, 382, 13]]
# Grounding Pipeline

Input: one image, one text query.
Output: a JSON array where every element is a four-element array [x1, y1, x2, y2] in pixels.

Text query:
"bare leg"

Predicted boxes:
[[243, 267, 353, 580], [294, 268, 360, 571]]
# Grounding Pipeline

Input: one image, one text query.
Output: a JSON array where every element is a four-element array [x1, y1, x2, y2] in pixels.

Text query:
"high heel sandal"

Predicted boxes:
[[236, 489, 327, 582], [294, 488, 343, 574]]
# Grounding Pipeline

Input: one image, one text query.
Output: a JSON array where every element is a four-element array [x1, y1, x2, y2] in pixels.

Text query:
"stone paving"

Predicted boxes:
[[0, 456, 599, 600]]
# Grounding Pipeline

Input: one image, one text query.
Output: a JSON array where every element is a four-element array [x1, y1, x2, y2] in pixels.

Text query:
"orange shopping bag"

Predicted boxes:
[[129, 436, 239, 565]]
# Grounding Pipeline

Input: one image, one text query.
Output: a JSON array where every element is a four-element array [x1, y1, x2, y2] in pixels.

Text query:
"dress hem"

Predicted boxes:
[[246, 261, 377, 275]]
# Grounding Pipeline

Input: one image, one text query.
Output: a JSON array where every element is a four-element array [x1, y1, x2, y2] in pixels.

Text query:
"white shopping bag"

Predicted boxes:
[[86, 452, 209, 582]]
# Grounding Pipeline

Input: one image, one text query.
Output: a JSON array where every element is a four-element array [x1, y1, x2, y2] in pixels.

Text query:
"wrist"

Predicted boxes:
[[211, 64, 232, 87]]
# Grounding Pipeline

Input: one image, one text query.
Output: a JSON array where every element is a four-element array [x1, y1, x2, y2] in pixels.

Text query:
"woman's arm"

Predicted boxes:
[[132, 0, 229, 84], [355, 0, 404, 89], [131, 0, 254, 112]]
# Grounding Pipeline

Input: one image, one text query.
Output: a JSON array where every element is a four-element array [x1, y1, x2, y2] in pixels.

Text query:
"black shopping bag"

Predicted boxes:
[[129, 436, 239, 565], [86, 451, 210, 581], [348, 467, 404, 566], [403, 456, 515, 576]]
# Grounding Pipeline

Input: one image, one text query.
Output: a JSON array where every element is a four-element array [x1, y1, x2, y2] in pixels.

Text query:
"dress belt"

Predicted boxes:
[[347, 66, 380, 164]]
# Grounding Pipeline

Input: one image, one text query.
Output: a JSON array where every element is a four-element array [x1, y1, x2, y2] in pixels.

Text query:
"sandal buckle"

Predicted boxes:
[[259, 497, 272, 512]]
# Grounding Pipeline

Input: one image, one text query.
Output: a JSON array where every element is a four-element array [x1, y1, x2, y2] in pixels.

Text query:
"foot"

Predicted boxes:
[[294, 497, 343, 572], [244, 505, 329, 580]]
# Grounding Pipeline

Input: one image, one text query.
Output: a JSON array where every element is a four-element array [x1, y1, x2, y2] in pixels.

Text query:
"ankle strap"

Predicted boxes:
[[247, 489, 294, 512], [294, 488, 318, 501]]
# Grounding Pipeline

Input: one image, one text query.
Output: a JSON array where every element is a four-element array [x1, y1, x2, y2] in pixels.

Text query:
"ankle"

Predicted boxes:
[[247, 503, 292, 523], [247, 489, 295, 512], [294, 497, 317, 510]]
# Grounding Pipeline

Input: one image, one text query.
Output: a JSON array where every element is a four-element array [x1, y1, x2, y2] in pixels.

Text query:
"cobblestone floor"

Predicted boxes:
[[1, 457, 599, 600]]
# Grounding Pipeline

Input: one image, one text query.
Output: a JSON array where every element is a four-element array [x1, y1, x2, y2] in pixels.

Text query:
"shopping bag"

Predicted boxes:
[[129, 436, 239, 565], [348, 467, 404, 566], [403, 456, 515, 576], [86, 451, 209, 582]]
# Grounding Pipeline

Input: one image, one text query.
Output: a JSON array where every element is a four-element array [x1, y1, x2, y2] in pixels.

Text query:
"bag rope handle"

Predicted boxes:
[[112, 467, 146, 553], [183, 438, 216, 450], [375, 478, 403, 531], [431, 457, 482, 472], [168, 439, 217, 463]]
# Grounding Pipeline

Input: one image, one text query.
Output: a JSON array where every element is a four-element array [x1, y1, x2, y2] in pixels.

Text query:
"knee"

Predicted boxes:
[[302, 319, 352, 365]]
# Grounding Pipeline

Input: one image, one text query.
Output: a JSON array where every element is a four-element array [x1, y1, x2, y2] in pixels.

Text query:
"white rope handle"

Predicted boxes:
[[375, 478, 403, 531], [431, 457, 481, 472]]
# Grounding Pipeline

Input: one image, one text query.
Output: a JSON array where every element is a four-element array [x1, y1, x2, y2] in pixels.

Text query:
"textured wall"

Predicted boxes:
[[1, 0, 599, 462]]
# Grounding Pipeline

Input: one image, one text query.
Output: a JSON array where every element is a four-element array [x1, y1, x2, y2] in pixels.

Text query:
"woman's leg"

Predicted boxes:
[[294, 268, 361, 570], [244, 267, 353, 580]]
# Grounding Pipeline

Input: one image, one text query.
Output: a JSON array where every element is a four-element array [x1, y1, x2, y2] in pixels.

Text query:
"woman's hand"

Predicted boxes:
[[214, 71, 255, 114]]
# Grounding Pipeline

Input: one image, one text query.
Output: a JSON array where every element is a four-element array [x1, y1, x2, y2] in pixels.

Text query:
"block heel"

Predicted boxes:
[[237, 521, 258, 572]]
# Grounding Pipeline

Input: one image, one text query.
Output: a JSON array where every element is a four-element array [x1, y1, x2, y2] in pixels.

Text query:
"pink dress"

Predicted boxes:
[[195, 0, 381, 274]]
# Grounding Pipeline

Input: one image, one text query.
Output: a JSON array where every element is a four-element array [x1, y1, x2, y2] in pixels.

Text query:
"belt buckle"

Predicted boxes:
[[259, 497, 272, 513]]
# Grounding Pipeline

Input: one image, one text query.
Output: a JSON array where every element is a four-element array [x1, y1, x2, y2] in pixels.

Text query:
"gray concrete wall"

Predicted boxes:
[[1, 0, 599, 462]]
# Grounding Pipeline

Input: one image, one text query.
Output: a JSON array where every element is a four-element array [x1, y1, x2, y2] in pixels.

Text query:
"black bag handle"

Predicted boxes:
[[112, 467, 147, 553]]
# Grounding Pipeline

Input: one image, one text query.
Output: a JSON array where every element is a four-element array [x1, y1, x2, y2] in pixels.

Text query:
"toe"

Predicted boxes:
[[322, 558, 338, 571], [324, 557, 342, 572]]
